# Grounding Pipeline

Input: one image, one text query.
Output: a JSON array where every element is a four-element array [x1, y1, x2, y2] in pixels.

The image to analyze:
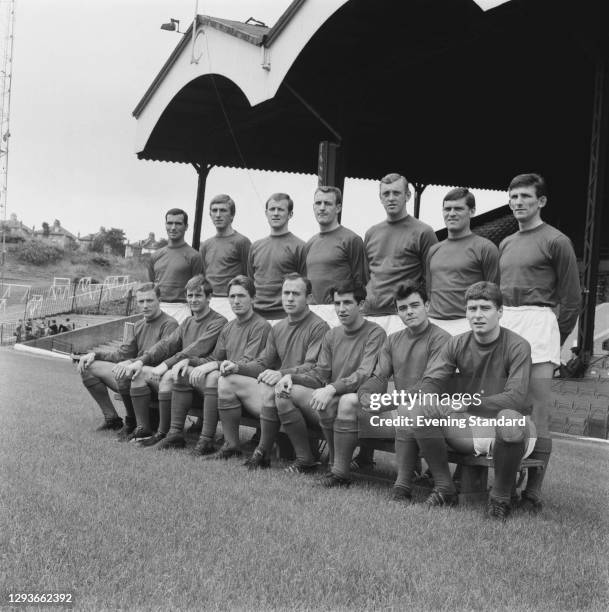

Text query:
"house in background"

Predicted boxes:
[[34, 219, 77, 249], [77, 232, 97, 251], [0, 213, 34, 242], [125, 232, 165, 258]]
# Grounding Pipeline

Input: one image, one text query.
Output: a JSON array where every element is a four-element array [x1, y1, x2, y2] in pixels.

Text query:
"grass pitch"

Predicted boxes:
[[1, 349, 608, 611]]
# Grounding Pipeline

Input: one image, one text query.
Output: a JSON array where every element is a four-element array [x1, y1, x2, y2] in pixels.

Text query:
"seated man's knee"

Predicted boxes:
[[337, 394, 359, 421], [131, 366, 152, 388], [275, 396, 291, 417], [495, 409, 526, 444], [205, 370, 220, 387], [217, 375, 232, 398], [260, 383, 276, 406], [116, 377, 131, 394], [158, 371, 174, 393], [172, 373, 191, 390]]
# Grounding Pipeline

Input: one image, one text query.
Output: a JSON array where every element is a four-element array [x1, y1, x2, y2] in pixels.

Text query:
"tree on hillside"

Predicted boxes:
[[42, 221, 50, 236], [91, 226, 127, 256]]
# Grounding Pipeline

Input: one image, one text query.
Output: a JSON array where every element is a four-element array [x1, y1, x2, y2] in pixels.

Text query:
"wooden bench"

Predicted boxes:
[[188, 408, 543, 505]]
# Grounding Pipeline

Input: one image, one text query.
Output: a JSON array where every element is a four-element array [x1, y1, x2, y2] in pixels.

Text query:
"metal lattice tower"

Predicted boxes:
[[0, 0, 16, 283]]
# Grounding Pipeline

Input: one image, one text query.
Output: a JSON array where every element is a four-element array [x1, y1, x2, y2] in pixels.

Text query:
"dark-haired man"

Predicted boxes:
[[199, 194, 251, 297], [125, 275, 226, 442], [77, 283, 178, 434], [356, 283, 450, 495], [145, 276, 270, 451], [214, 273, 328, 467], [148, 208, 202, 323], [364, 173, 437, 315], [427, 187, 499, 335], [304, 186, 368, 304], [499, 173, 580, 513], [273, 281, 385, 478], [248, 194, 306, 318], [411, 281, 535, 520]]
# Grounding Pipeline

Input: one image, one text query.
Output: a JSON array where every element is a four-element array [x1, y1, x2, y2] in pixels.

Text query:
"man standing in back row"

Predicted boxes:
[[427, 187, 499, 335], [499, 173, 580, 513], [304, 186, 368, 304], [248, 193, 306, 319], [148, 208, 202, 323], [199, 194, 251, 297], [364, 173, 437, 315]]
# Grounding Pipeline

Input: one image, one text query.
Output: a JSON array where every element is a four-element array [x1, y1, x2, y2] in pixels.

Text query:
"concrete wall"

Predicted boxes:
[[22, 314, 143, 354]]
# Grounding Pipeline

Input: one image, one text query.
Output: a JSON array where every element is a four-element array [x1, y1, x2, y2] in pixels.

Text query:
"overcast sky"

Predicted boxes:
[[6, 0, 505, 245]]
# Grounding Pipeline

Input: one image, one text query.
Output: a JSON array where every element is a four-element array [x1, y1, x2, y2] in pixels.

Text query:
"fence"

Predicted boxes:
[[0, 277, 138, 344], [24, 279, 137, 319]]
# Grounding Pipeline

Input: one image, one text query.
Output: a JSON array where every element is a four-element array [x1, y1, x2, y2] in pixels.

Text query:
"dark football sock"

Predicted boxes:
[[491, 437, 526, 504], [130, 385, 152, 431], [168, 380, 193, 435], [217, 397, 242, 450], [157, 391, 172, 435], [318, 412, 335, 467], [116, 379, 136, 422], [277, 401, 314, 464], [201, 387, 218, 442], [120, 394, 136, 423], [83, 376, 118, 420], [413, 427, 455, 495], [394, 428, 418, 491], [523, 437, 552, 502], [332, 418, 359, 479], [258, 400, 280, 455]]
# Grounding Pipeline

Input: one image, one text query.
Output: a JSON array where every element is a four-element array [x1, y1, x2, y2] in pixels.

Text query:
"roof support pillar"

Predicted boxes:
[[578, 58, 608, 364], [413, 182, 428, 219], [317, 141, 345, 222], [191, 163, 212, 251]]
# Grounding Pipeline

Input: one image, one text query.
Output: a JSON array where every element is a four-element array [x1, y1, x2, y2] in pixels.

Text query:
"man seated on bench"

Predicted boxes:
[[213, 273, 328, 469], [124, 275, 227, 443], [272, 281, 385, 483], [152, 275, 271, 453], [77, 282, 178, 435], [358, 282, 450, 496], [410, 281, 536, 520]]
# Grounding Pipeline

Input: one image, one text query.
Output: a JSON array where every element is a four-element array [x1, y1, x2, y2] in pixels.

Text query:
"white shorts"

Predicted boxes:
[[428, 317, 470, 337], [501, 306, 561, 365], [470, 417, 537, 459], [160, 302, 192, 324]]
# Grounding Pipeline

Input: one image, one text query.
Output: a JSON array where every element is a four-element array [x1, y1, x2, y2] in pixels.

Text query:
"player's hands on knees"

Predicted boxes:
[[151, 362, 168, 382], [126, 360, 144, 380], [310, 385, 336, 411], [77, 352, 95, 374], [274, 374, 293, 398], [258, 369, 282, 387], [220, 360, 238, 376], [171, 358, 190, 382], [112, 360, 131, 380], [189, 364, 207, 386]]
